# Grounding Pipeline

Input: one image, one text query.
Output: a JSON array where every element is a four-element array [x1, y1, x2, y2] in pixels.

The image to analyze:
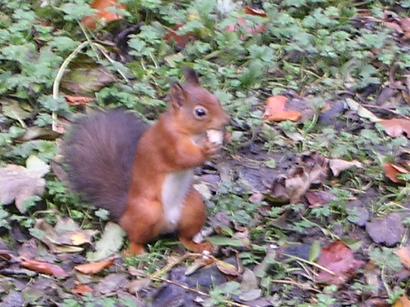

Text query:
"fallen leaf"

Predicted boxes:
[[347, 200, 370, 227], [305, 191, 336, 208], [244, 6, 267, 17], [226, 17, 267, 37], [74, 258, 115, 275], [53, 218, 96, 246], [239, 289, 262, 302], [82, 0, 125, 30], [216, 260, 240, 277], [20, 258, 68, 278], [329, 159, 363, 177], [0, 156, 49, 213], [31, 218, 96, 253], [164, 24, 197, 50], [264, 96, 302, 122], [240, 268, 258, 291], [61, 66, 116, 96], [366, 213, 405, 247], [20, 127, 61, 141], [185, 257, 212, 276], [1, 98, 32, 121], [65, 95, 94, 106], [72, 284, 93, 296], [95, 273, 128, 295], [285, 167, 311, 203], [384, 163, 408, 183], [208, 236, 248, 248], [394, 295, 410, 307], [316, 241, 365, 285], [380, 119, 410, 138], [127, 278, 151, 294], [345, 98, 381, 122], [87, 222, 125, 262], [395, 246, 410, 269], [271, 153, 329, 204]]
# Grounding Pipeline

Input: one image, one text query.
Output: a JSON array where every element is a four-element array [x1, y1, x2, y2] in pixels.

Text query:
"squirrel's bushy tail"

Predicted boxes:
[[64, 110, 148, 220]]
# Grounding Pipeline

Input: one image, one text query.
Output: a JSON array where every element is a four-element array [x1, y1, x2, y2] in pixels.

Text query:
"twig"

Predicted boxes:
[[52, 40, 89, 131], [360, 103, 410, 120], [380, 266, 392, 298], [78, 21, 101, 62], [94, 43, 130, 83], [283, 254, 336, 276], [150, 253, 202, 279]]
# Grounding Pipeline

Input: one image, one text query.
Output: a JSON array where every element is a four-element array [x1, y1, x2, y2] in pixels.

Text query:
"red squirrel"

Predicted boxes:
[[64, 69, 230, 255]]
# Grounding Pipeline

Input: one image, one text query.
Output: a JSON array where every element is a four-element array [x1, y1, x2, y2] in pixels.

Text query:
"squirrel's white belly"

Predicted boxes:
[[161, 169, 194, 233]]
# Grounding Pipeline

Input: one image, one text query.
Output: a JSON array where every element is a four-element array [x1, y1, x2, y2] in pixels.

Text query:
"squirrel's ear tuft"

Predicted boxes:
[[169, 82, 187, 109], [184, 68, 200, 86]]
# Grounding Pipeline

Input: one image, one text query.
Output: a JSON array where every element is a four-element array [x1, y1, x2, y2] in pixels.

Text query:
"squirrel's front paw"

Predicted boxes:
[[202, 141, 221, 159]]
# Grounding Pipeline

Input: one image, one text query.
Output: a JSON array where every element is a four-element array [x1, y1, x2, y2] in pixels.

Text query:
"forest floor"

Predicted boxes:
[[0, 1, 410, 306]]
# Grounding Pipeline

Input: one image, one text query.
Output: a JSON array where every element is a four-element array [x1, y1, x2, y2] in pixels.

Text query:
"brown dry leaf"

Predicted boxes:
[[164, 24, 196, 50], [285, 167, 311, 204], [32, 218, 96, 254], [215, 260, 240, 277], [72, 284, 93, 296], [384, 163, 408, 183], [128, 278, 151, 294], [316, 241, 365, 285], [396, 246, 410, 269], [65, 95, 94, 106], [380, 119, 410, 138], [305, 191, 336, 208], [329, 159, 363, 177], [394, 295, 410, 307], [82, 0, 125, 29], [225, 17, 267, 37], [264, 96, 302, 122], [244, 6, 267, 17], [20, 258, 68, 278], [0, 156, 49, 213], [271, 153, 329, 204], [74, 258, 115, 275]]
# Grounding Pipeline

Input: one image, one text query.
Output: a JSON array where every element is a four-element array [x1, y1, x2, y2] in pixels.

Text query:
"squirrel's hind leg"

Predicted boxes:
[[178, 189, 215, 253], [120, 199, 163, 257]]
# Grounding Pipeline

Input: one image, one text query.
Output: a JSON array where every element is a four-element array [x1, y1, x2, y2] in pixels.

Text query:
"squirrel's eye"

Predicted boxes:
[[193, 106, 208, 119]]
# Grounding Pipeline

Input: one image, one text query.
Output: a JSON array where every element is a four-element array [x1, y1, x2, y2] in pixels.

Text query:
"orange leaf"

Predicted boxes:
[[21, 258, 68, 278], [82, 0, 125, 30], [72, 284, 93, 296], [74, 258, 115, 275], [264, 96, 302, 122], [396, 246, 410, 270], [65, 95, 94, 106], [244, 6, 267, 17], [394, 295, 410, 307], [384, 163, 408, 183], [316, 241, 365, 285], [380, 119, 410, 138], [164, 24, 196, 50]]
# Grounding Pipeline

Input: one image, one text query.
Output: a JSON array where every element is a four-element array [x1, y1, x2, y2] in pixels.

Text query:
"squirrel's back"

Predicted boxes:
[[64, 110, 148, 220]]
